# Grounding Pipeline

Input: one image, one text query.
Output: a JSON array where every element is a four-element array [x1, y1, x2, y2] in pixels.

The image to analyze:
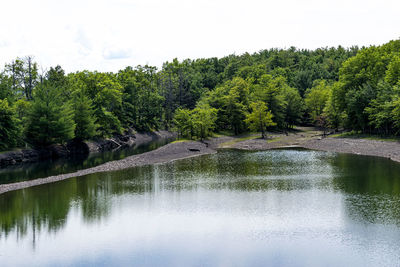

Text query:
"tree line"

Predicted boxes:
[[1, 40, 400, 151]]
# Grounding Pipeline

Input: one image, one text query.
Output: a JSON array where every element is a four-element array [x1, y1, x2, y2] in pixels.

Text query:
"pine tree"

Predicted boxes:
[[72, 91, 97, 140], [0, 99, 20, 150], [25, 83, 75, 148]]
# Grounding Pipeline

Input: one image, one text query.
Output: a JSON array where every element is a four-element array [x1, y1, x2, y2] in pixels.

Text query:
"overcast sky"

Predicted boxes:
[[0, 0, 399, 73]]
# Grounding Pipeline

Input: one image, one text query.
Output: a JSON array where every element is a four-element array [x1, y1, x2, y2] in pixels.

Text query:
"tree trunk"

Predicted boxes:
[[260, 113, 265, 139]]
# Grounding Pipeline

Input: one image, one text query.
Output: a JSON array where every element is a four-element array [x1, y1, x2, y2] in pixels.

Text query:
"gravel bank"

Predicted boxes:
[[303, 138, 400, 163], [231, 135, 400, 163]]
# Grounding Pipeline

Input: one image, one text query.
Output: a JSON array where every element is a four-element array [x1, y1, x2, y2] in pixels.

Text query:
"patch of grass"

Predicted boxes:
[[171, 139, 191, 144], [328, 133, 343, 138], [219, 135, 260, 147], [329, 131, 400, 142], [266, 137, 280, 143], [213, 131, 235, 137]]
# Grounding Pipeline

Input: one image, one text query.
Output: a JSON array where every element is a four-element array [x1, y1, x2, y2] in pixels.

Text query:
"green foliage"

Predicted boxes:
[[385, 55, 400, 86], [0, 73, 14, 101], [223, 77, 249, 134], [333, 40, 400, 133], [251, 75, 289, 128], [345, 83, 376, 131], [5, 57, 39, 100], [118, 66, 163, 131], [391, 95, 400, 131], [172, 104, 217, 140], [46, 65, 70, 99], [96, 107, 122, 138], [245, 101, 276, 138], [0, 99, 20, 150], [304, 80, 331, 122], [14, 99, 30, 120], [3, 39, 400, 151], [72, 91, 98, 140], [25, 83, 75, 148], [69, 71, 123, 137], [323, 84, 343, 129], [191, 103, 217, 140], [364, 82, 395, 134], [281, 85, 303, 128], [173, 108, 193, 138]]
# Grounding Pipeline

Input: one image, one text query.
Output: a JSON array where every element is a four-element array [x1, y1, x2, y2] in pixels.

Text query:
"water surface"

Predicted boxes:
[[0, 149, 399, 266]]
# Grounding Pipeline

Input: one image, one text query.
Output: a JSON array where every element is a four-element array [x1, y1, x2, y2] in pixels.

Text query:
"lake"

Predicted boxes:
[[0, 149, 399, 266]]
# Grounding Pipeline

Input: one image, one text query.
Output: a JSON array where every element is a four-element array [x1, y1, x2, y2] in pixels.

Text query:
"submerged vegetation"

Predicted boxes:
[[1, 39, 400, 150]]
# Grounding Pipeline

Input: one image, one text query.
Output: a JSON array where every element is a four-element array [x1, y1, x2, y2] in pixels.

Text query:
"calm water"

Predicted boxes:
[[0, 137, 175, 184], [0, 149, 400, 266]]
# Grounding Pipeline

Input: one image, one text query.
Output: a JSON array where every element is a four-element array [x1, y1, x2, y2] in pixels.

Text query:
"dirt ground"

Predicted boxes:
[[228, 127, 323, 150]]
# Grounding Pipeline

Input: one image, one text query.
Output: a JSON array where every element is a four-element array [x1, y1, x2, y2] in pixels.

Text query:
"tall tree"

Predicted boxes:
[[245, 101, 276, 139], [68, 71, 123, 137], [5, 57, 38, 100], [173, 108, 193, 138], [72, 91, 98, 140], [25, 83, 75, 148], [223, 77, 249, 134], [304, 80, 331, 122], [0, 99, 20, 150], [192, 103, 217, 140], [251, 75, 287, 128]]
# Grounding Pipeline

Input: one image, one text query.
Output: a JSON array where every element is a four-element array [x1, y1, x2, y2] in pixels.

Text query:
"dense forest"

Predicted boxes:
[[1, 39, 400, 151]]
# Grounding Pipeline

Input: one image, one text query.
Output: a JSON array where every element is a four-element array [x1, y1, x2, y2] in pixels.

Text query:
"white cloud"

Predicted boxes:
[[75, 28, 93, 52], [103, 47, 132, 60], [0, 0, 399, 73]]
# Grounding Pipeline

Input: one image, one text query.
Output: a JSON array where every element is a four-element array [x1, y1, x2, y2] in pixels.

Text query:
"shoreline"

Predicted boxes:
[[0, 141, 215, 195], [227, 127, 400, 163], [0, 131, 176, 168], [302, 137, 400, 163], [1, 128, 400, 195]]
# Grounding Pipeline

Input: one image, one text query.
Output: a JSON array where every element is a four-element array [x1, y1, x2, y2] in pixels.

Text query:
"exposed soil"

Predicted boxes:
[[229, 127, 323, 150]]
